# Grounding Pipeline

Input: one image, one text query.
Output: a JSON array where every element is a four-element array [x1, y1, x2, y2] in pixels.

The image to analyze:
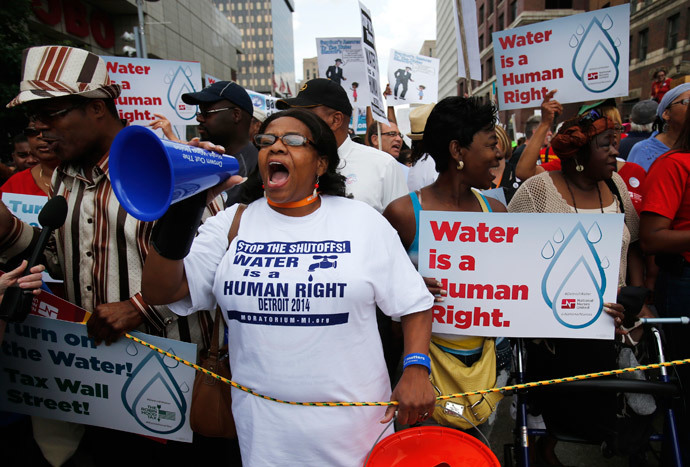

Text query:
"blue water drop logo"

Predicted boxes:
[[601, 256, 610, 269], [553, 228, 565, 244], [587, 222, 602, 243], [121, 351, 187, 434], [166, 66, 198, 121], [126, 342, 139, 356], [571, 15, 620, 93], [541, 241, 555, 259], [541, 222, 606, 329], [164, 348, 180, 368]]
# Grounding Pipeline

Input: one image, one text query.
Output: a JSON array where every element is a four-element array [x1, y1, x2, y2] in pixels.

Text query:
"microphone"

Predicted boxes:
[[0, 196, 68, 322]]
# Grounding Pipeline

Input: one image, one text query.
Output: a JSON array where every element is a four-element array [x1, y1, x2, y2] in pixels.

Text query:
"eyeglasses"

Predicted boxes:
[[254, 133, 313, 148], [195, 107, 236, 118], [26, 101, 86, 123], [381, 131, 403, 138], [23, 128, 40, 137], [668, 98, 690, 109]]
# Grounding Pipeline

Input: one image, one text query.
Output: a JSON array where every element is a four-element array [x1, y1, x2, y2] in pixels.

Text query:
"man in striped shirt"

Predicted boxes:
[[1, 46, 224, 346], [0, 43, 239, 466]]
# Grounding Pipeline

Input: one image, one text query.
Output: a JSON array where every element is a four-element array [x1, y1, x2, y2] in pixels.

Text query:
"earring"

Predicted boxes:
[[575, 159, 584, 172], [457, 160, 464, 171], [313, 176, 320, 197]]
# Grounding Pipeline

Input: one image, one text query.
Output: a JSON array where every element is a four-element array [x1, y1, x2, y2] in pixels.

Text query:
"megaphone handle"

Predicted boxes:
[[151, 191, 207, 261]]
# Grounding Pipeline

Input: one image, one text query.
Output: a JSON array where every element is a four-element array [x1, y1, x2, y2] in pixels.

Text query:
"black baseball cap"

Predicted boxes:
[[276, 78, 353, 116], [182, 81, 253, 115]]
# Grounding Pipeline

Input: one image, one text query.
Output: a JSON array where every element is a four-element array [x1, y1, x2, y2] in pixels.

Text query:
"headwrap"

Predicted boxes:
[[657, 83, 690, 118], [550, 113, 615, 159]]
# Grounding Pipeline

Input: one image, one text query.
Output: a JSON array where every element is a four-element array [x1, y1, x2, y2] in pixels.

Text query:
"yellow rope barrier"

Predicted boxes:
[[126, 333, 690, 407]]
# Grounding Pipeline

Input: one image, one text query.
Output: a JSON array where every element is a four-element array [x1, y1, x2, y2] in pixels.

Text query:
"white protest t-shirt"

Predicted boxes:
[[171, 195, 433, 467]]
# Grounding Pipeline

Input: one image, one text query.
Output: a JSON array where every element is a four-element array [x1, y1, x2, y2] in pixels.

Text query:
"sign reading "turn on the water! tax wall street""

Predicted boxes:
[[0, 315, 196, 442], [419, 212, 624, 339], [492, 4, 629, 110]]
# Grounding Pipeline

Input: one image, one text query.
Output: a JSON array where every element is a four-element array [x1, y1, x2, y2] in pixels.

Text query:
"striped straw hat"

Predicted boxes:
[[7, 45, 121, 109]]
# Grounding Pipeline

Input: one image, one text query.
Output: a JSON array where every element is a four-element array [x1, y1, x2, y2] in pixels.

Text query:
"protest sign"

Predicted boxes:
[[492, 4, 630, 110], [350, 107, 367, 134], [419, 212, 624, 339], [358, 2, 387, 125], [0, 315, 196, 441], [316, 37, 370, 108], [30, 289, 90, 323], [452, 0, 481, 80], [247, 89, 279, 116], [205, 73, 220, 85], [386, 49, 439, 106], [1, 193, 47, 228], [1, 193, 62, 284], [103, 56, 203, 126]]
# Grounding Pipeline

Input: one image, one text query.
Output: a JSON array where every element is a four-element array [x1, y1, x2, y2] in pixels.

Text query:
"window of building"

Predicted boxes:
[[260, 66, 265, 73], [478, 34, 483, 49], [259, 53, 264, 60], [219, 3, 224, 11], [510, 1, 517, 23], [238, 16, 243, 23], [306, 70, 310, 80], [667, 14, 679, 51], [487, 0, 493, 16], [479, 5, 484, 24], [638, 29, 648, 60], [259, 41, 263, 48], [488, 25, 493, 44], [238, 3, 242, 10], [256, 1, 261, 9], [498, 13, 504, 30], [258, 28, 263, 35], [261, 78, 266, 86], [486, 57, 494, 80], [545, 0, 572, 7]]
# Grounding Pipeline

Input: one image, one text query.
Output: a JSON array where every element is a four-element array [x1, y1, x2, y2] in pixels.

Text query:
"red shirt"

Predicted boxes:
[[643, 150, 690, 261], [0, 168, 46, 197], [540, 159, 646, 214], [651, 78, 672, 102]]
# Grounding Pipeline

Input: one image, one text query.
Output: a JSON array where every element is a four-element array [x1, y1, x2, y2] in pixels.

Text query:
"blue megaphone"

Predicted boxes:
[[109, 126, 239, 221]]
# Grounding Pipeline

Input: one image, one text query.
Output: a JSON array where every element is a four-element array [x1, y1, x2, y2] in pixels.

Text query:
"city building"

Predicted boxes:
[[28, 0, 242, 80], [437, 0, 689, 134], [419, 40, 437, 58], [437, 0, 587, 133], [214, 0, 296, 96], [301, 57, 319, 88], [627, 0, 690, 116]]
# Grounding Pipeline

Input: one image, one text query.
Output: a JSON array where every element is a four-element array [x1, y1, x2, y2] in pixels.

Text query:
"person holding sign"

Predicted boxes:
[[508, 109, 637, 465], [640, 105, 690, 462], [142, 109, 435, 466], [383, 97, 512, 435]]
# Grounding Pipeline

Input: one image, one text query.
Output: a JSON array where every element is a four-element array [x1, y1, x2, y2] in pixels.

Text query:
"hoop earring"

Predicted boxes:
[[457, 160, 464, 171], [313, 176, 320, 197], [575, 159, 584, 172]]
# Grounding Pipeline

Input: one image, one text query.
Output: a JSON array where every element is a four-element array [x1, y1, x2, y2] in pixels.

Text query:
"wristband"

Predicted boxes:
[[402, 352, 431, 374], [151, 191, 207, 260]]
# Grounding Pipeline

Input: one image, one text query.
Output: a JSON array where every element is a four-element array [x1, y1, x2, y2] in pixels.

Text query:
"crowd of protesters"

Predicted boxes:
[[0, 42, 689, 467]]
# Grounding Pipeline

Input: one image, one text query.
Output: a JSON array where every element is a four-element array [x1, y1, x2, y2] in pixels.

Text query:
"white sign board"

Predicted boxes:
[[103, 56, 203, 126], [0, 315, 197, 442], [492, 4, 630, 110], [419, 212, 624, 339], [316, 37, 370, 109], [358, 2, 387, 125], [2, 193, 47, 228], [386, 49, 439, 105], [247, 90, 279, 116]]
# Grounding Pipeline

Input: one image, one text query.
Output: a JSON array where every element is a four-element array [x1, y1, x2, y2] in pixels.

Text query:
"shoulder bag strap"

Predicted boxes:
[[210, 204, 248, 354]]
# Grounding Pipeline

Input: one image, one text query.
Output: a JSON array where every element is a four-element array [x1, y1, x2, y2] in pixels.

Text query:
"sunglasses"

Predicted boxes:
[[25, 101, 87, 123], [254, 134, 313, 148]]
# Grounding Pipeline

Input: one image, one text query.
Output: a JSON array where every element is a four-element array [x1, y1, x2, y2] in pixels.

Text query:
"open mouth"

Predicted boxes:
[[267, 161, 290, 187]]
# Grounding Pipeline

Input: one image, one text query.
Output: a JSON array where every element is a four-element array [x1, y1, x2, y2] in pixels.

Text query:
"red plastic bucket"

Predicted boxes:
[[365, 426, 500, 467]]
